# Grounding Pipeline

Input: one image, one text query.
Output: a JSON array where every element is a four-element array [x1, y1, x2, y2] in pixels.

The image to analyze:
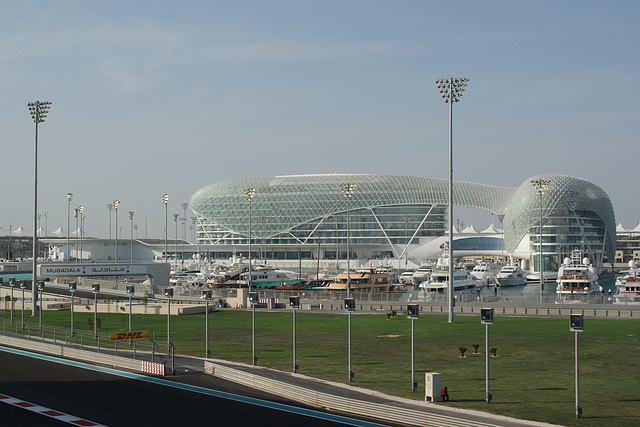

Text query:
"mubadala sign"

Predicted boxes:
[[39, 264, 154, 277]]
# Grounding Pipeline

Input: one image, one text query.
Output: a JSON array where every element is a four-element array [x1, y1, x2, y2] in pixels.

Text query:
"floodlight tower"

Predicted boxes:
[[531, 178, 551, 301], [112, 200, 120, 262], [340, 183, 357, 297], [162, 194, 169, 262], [435, 77, 469, 324], [28, 100, 51, 316]]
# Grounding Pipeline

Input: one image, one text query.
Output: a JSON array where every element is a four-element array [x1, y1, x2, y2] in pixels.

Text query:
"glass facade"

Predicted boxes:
[[190, 173, 615, 263]]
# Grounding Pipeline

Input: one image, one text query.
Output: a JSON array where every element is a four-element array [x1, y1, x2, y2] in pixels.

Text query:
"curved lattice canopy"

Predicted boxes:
[[189, 173, 615, 257]]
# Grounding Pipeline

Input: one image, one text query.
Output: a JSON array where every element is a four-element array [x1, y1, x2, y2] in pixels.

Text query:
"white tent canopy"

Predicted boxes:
[[481, 224, 503, 234], [462, 225, 480, 234]]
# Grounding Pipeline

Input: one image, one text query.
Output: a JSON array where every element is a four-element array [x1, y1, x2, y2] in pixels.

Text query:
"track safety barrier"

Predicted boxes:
[[142, 361, 165, 376], [203, 362, 505, 427]]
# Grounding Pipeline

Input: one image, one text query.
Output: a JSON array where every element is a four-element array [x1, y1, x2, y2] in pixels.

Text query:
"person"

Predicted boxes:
[[441, 386, 449, 401]]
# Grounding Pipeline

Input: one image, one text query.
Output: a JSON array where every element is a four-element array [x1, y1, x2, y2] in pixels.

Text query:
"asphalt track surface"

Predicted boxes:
[[0, 348, 390, 427]]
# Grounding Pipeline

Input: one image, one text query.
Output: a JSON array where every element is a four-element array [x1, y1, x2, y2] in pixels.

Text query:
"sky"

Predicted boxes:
[[1, 0, 638, 239]]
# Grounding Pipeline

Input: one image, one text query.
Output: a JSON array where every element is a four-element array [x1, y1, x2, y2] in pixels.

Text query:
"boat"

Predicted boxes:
[[240, 265, 304, 288], [418, 253, 484, 298], [555, 250, 602, 303], [373, 261, 398, 283], [470, 262, 494, 281], [326, 265, 395, 291], [613, 260, 640, 304], [495, 263, 527, 287], [399, 269, 415, 285], [411, 262, 434, 286]]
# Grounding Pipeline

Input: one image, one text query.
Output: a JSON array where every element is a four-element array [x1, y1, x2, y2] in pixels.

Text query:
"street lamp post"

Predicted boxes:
[[203, 290, 212, 358], [244, 188, 256, 366], [403, 215, 410, 270], [20, 281, 26, 328], [129, 211, 135, 262], [126, 285, 134, 346], [407, 304, 419, 392], [92, 284, 100, 339], [180, 217, 186, 267], [112, 200, 120, 262], [68, 195, 73, 262], [243, 188, 255, 288], [107, 204, 113, 240], [435, 77, 469, 324], [290, 296, 300, 373], [74, 206, 82, 262], [173, 214, 179, 266], [570, 314, 584, 418], [341, 184, 356, 384], [69, 283, 77, 336], [345, 297, 355, 382], [165, 287, 174, 375], [165, 288, 173, 350], [37, 281, 45, 332], [340, 184, 357, 297], [9, 278, 15, 323], [481, 308, 495, 403], [531, 179, 551, 302], [28, 100, 51, 316], [162, 194, 169, 262], [181, 203, 189, 267]]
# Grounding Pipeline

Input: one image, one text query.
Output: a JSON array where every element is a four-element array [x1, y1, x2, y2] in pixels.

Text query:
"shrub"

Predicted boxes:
[[459, 347, 467, 357], [472, 344, 480, 354], [490, 347, 498, 357]]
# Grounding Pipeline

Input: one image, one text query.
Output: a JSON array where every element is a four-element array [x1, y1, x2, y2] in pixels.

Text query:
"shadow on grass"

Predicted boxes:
[[535, 387, 567, 391]]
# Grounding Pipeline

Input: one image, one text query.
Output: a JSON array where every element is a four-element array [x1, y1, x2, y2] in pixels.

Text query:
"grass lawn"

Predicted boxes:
[[5, 307, 639, 427]]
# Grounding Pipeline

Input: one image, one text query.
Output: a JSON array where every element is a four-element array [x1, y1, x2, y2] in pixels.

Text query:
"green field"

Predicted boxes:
[[4, 306, 639, 427]]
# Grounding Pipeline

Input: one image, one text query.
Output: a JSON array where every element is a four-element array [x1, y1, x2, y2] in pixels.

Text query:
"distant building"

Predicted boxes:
[[189, 173, 616, 273]]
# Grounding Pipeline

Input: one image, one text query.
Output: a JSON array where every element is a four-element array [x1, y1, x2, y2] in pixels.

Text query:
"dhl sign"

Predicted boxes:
[[109, 330, 150, 341]]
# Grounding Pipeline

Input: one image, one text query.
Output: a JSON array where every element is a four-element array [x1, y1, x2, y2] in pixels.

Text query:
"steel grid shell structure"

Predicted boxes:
[[189, 173, 615, 262]]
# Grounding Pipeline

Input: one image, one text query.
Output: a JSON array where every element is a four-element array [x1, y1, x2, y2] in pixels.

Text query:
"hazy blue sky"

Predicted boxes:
[[1, 0, 638, 239]]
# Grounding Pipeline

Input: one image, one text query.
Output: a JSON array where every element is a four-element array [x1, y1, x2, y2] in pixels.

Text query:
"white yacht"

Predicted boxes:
[[614, 260, 640, 304], [495, 264, 527, 287], [411, 262, 434, 286], [555, 250, 602, 303], [470, 262, 494, 282], [418, 254, 484, 298], [399, 269, 415, 285], [240, 265, 303, 288]]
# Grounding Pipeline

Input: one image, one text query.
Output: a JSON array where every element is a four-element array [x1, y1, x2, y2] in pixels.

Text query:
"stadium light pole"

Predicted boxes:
[[67, 195, 74, 261], [181, 203, 189, 267], [403, 215, 410, 270], [244, 188, 256, 366], [28, 100, 51, 316], [129, 211, 134, 262], [74, 207, 82, 262], [243, 188, 256, 288], [107, 204, 113, 240], [341, 184, 356, 383], [531, 179, 550, 302], [162, 194, 169, 262], [112, 200, 120, 262], [435, 77, 469, 324], [340, 184, 357, 297], [173, 213, 179, 266]]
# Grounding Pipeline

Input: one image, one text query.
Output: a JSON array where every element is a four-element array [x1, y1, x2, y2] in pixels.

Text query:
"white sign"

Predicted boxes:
[[39, 264, 151, 277]]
